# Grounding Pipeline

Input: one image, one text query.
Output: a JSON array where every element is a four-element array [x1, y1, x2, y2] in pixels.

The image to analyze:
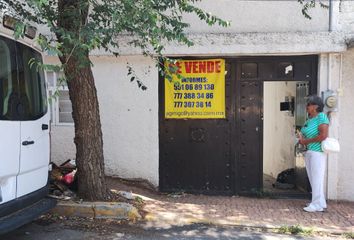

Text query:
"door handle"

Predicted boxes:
[[22, 140, 35, 146], [42, 124, 49, 130]]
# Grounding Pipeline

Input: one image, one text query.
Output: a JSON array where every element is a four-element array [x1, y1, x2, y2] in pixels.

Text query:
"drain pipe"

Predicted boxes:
[[329, 0, 333, 32], [327, 0, 333, 90]]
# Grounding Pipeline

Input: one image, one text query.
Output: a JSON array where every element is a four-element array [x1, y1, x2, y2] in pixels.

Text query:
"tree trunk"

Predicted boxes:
[[64, 57, 108, 200], [57, 0, 108, 200]]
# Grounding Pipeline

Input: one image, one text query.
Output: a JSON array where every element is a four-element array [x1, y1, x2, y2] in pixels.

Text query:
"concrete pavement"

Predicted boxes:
[[51, 179, 354, 236], [141, 194, 354, 234]]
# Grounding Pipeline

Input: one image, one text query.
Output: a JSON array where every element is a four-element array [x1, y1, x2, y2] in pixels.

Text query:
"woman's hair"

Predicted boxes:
[[307, 95, 324, 112]]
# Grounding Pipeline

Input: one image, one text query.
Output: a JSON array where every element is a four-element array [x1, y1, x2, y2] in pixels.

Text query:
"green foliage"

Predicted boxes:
[[127, 64, 147, 90], [162, 57, 187, 91], [343, 232, 354, 239], [28, 58, 62, 72], [13, 21, 25, 39], [278, 225, 313, 235], [0, 0, 229, 81], [134, 196, 144, 205], [298, 0, 329, 20]]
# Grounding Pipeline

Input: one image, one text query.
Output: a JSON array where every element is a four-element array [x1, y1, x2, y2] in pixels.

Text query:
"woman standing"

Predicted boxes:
[[299, 95, 329, 212]]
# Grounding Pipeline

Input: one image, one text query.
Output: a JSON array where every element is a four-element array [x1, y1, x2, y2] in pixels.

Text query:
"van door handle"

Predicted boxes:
[[42, 124, 49, 130], [22, 140, 35, 146]]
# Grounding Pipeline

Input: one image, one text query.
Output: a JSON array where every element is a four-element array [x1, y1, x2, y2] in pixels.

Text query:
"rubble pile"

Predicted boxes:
[[49, 159, 78, 200]]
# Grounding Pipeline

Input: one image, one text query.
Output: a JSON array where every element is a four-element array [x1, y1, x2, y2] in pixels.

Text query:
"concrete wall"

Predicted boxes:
[[184, 0, 329, 33], [337, 1, 354, 32], [338, 49, 354, 201], [263, 82, 296, 178], [49, 56, 159, 186], [50, 126, 75, 164], [94, 56, 159, 185], [88, 1, 345, 57]]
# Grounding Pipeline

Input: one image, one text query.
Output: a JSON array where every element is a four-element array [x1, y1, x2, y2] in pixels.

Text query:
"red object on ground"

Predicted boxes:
[[62, 170, 77, 185]]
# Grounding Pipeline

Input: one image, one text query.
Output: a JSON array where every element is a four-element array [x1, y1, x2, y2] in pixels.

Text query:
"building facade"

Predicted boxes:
[[47, 1, 354, 201]]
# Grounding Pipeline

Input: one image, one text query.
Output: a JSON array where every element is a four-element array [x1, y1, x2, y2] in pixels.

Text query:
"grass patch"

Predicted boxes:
[[133, 196, 145, 210], [343, 232, 354, 239], [277, 225, 313, 235], [134, 196, 144, 205]]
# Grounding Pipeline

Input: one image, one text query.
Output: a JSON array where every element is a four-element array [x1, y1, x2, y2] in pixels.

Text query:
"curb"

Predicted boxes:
[[51, 201, 141, 221]]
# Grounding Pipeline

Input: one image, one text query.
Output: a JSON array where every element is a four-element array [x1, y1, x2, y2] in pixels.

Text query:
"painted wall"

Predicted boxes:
[[86, 1, 344, 56], [338, 49, 354, 201], [49, 56, 159, 186], [183, 0, 329, 33], [50, 126, 75, 164], [337, 1, 354, 32], [263, 82, 296, 178]]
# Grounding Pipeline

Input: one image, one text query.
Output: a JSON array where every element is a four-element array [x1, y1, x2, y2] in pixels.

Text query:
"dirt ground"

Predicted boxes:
[[105, 177, 161, 199]]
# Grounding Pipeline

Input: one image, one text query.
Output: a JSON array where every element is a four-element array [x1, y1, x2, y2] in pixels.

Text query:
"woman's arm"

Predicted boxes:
[[299, 124, 329, 145]]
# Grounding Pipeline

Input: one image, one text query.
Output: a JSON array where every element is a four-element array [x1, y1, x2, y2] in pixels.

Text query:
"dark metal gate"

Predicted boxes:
[[236, 80, 263, 193], [159, 61, 234, 194], [159, 56, 317, 195]]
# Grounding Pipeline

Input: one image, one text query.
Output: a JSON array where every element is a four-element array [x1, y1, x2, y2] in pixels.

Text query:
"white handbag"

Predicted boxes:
[[321, 138, 340, 153]]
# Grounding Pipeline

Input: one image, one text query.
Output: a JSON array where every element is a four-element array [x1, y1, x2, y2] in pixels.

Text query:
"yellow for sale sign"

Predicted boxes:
[[165, 59, 225, 119]]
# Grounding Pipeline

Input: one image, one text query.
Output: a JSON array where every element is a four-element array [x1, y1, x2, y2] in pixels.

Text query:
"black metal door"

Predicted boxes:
[[159, 62, 233, 194], [236, 80, 263, 193], [159, 56, 317, 195]]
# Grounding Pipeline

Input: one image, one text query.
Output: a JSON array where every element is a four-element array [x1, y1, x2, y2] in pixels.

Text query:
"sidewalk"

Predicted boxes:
[[141, 194, 354, 234], [105, 178, 354, 234], [53, 178, 354, 235]]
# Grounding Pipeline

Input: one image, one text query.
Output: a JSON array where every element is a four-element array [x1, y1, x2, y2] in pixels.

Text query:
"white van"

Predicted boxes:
[[0, 15, 56, 234]]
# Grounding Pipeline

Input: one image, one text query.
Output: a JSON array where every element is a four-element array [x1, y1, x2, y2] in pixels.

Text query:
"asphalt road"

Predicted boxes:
[[2, 216, 340, 240]]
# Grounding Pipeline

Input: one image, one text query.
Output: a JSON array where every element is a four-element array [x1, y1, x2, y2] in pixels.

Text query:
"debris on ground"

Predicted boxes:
[[106, 177, 158, 194], [272, 168, 295, 190], [167, 191, 187, 198], [48, 163, 148, 218], [49, 159, 78, 200], [117, 191, 134, 200]]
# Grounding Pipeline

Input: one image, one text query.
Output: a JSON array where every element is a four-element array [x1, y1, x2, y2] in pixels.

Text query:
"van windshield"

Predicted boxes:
[[0, 36, 47, 121]]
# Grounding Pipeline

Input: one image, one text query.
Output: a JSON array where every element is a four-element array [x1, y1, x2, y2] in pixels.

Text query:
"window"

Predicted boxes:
[[0, 36, 47, 121], [46, 71, 74, 125], [0, 39, 15, 120], [18, 44, 48, 120]]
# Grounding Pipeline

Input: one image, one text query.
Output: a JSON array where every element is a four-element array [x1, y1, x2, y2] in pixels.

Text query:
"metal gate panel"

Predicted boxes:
[[159, 61, 233, 194], [237, 80, 263, 192]]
